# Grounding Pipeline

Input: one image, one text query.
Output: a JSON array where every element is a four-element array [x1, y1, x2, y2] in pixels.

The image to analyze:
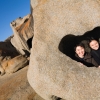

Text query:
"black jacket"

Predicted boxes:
[[91, 48, 100, 66], [75, 52, 99, 67]]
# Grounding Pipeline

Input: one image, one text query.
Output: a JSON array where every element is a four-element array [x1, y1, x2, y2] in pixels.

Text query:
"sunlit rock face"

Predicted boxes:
[[0, 55, 29, 75], [28, 0, 100, 100], [10, 14, 34, 55]]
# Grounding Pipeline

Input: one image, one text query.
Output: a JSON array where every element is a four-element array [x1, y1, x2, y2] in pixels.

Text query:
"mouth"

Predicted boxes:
[[95, 46, 98, 49]]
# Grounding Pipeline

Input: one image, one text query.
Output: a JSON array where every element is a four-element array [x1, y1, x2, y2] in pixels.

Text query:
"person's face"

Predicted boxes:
[[89, 40, 99, 50], [75, 46, 85, 58]]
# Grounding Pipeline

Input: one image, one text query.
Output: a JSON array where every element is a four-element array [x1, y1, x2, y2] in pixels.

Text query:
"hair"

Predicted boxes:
[[74, 43, 85, 51], [88, 37, 99, 44]]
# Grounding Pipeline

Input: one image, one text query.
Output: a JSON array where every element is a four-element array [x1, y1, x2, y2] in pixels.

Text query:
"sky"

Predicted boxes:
[[0, 0, 30, 41]]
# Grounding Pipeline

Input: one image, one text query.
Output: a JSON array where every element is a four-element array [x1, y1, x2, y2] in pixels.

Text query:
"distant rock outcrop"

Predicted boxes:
[[10, 14, 34, 55], [0, 55, 29, 75], [0, 41, 19, 59], [4, 35, 14, 42], [0, 41, 28, 75], [27, 0, 100, 100], [0, 41, 20, 74], [0, 41, 44, 99]]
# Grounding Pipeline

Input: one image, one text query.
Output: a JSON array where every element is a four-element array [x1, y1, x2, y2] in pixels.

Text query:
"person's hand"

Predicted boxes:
[[79, 62, 83, 66], [98, 66, 100, 68]]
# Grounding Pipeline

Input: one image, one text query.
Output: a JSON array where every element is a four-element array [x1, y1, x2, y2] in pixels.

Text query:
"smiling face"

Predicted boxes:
[[75, 46, 85, 58], [89, 40, 99, 50]]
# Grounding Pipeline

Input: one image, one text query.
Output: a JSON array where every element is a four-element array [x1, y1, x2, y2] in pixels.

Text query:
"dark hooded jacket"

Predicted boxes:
[[91, 48, 100, 66], [75, 52, 99, 67]]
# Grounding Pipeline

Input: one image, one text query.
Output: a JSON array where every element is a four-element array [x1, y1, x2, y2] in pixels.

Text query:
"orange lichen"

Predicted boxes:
[[15, 16, 31, 36]]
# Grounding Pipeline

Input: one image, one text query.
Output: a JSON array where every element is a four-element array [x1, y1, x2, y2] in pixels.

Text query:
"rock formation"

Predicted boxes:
[[0, 55, 29, 75], [27, 0, 100, 100], [0, 66, 44, 100], [0, 41, 19, 59], [0, 38, 43, 99], [10, 14, 34, 55], [0, 41, 29, 76]]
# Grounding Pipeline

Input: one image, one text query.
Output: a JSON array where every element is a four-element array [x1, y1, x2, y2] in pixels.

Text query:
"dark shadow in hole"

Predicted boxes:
[[23, 49, 30, 57], [21, 37, 33, 57], [27, 37, 33, 49], [24, 18, 29, 23], [51, 95, 62, 100], [59, 26, 100, 67]]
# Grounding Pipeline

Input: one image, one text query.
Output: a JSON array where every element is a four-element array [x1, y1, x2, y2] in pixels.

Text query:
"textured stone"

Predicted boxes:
[[0, 66, 44, 100], [28, 0, 100, 100], [10, 14, 34, 55], [0, 55, 28, 75]]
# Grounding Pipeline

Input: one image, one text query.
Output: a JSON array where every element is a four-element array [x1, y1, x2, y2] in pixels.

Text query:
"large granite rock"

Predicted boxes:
[[10, 14, 34, 55], [28, 0, 100, 100]]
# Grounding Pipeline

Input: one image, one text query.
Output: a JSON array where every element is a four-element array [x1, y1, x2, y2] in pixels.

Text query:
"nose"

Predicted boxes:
[[80, 51, 83, 53]]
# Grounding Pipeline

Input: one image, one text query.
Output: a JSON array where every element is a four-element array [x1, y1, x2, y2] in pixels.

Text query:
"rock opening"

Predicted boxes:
[[59, 26, 100, 67], [27, 37, 33, 49]]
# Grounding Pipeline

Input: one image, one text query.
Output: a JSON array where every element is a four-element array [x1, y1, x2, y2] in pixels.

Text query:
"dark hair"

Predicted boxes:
[[88, 37, 99, 44], [74, 43, 85, 51]]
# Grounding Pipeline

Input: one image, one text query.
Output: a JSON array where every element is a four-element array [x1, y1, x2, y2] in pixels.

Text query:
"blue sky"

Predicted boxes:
[[0, 0, 30, 41]]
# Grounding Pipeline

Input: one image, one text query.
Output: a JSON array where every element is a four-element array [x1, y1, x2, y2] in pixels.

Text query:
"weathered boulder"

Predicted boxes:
[[10, 14, 34, 55], [28, 0, 100, 100], [0, 55, 29, 75]]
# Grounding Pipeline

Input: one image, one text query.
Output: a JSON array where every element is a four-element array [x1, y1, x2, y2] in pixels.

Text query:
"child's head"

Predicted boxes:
[[74, 43, 85, 58], [89, 39, 99, 50]]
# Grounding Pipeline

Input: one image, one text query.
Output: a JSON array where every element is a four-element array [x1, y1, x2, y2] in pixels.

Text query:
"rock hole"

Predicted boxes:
[[51, 95, 62, 100], [27, 37, 33, 49], [59, 26, 100, 67], [24, 18, 29, 23]]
